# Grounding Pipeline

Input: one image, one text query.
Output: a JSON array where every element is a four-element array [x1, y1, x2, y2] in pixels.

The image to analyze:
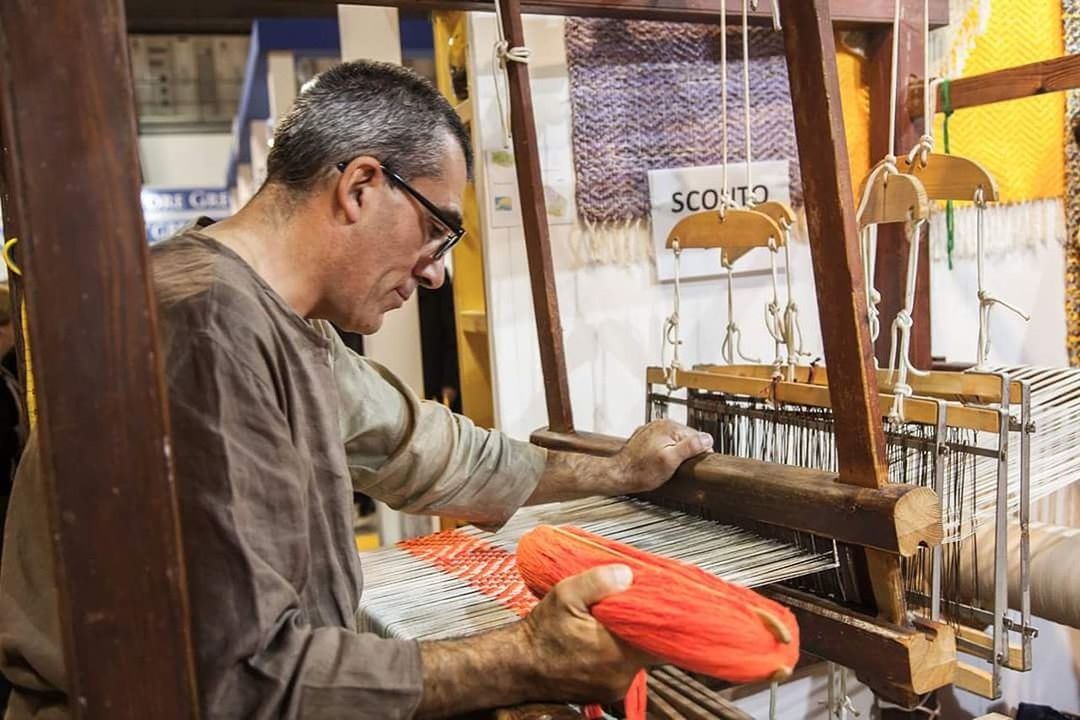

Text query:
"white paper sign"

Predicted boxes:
[[648, 160, 791, 282]]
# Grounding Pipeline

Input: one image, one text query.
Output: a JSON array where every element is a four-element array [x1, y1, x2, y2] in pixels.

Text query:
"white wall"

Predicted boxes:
[[138, 133, 232, 187], [931, 233, 1068, 368], [467, 12, 1079, 717], [468, 13, 825, 440]]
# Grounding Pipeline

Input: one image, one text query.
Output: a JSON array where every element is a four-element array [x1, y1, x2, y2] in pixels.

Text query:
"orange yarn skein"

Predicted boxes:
[[516, 525, 799, 684]]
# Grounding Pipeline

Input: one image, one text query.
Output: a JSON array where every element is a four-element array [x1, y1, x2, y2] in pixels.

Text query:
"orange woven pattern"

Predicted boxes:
[[400, 529, 538, 617]]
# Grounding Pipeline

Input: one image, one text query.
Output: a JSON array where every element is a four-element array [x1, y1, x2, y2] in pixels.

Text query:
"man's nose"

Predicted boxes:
[[415, 255, 446, 290]]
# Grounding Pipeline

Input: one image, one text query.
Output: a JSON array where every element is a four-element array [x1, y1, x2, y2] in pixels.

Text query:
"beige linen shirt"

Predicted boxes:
[[0, 224, 546, 719]]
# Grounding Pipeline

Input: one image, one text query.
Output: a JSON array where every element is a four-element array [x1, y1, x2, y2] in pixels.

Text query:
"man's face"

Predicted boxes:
[[323, 143, 467, 334]]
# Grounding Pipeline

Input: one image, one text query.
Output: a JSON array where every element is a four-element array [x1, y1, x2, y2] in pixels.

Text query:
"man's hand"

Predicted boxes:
[[519, 564, 651, 703], [416, 565, 650, 718], [526, 419, 713, 505], [611, 419, 714, 494]]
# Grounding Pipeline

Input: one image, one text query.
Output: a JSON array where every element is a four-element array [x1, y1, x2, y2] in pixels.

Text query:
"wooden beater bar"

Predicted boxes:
[[531, 429, 944, 556]]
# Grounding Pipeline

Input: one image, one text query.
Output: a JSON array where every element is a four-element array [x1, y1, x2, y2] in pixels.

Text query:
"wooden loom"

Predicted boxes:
[[475, 0, 1072, 712], [507, 0, 957, 708], [4, 3, 1080, 720]]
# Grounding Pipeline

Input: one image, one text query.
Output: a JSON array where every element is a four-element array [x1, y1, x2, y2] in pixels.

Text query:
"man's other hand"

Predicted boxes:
[[613, 419, 713, 494], [518, 564, 651, 703]]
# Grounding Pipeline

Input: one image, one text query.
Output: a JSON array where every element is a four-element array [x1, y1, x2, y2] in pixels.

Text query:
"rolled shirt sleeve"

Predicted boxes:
[[324, 324, 546, 527]]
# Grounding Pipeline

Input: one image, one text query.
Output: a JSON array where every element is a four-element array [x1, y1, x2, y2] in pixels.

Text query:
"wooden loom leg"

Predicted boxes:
[[778, 0, 907, 624], [0, 0, 200, 717], [496, 0, 574, 432]]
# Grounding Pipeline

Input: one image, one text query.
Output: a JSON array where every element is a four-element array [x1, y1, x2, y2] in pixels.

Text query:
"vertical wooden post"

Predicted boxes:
[[778, 0, 908, 625], [868, 6, 932, 368], [0, 1, 200, 717], [495, 0, 575, 433]]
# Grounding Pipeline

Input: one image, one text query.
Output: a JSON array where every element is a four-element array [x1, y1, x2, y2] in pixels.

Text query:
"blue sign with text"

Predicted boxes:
[[141, 187, 230, 243]]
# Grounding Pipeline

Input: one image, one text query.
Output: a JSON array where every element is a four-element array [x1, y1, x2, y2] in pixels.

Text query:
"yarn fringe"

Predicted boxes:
[[929, 197, 1066, 263], [568, 218, 655, 268]]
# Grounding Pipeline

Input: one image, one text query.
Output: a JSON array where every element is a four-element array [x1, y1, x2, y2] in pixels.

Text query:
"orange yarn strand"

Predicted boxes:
[[516, 525, 799, 684]]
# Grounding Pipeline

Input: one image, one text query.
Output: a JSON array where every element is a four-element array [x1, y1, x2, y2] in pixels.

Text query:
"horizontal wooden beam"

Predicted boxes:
[[698, 363, 1023, 406], [125, 0, 948, 33], [764, 587, 957, 699], [651, 365, 1002, 433], [909, 53, 1080, 118], [530, 429, 944, 556]]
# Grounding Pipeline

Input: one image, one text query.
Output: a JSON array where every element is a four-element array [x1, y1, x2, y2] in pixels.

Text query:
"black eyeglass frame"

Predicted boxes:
[[335, 161, 465, 260]]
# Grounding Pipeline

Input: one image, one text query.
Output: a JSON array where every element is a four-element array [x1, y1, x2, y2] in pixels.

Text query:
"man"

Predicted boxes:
[[0, 61, 713, 718]]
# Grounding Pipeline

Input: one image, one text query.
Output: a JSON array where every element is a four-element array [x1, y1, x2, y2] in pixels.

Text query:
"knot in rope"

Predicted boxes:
[[494, 40, 531, 67], [490, 2, 533, 148], [905, 134, 935, 167]]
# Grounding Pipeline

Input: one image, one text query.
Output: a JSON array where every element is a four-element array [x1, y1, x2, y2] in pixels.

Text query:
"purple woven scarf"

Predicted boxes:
[[565, 18, 800, 225]]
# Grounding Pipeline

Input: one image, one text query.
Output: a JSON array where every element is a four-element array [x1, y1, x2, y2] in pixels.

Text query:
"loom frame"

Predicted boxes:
[[644, 366, 1037, 698], [495, 0, 952, 708], [0, 1, 1064, 720]]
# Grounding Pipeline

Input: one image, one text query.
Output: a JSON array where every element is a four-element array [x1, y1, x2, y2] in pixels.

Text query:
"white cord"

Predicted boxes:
[[974, 188, 1030, 367], [723, 260, 760, 364], [491, 0, 532, 148], [766, 237, 784, 377], [887, 217, 930, 421], [888, 0, 902, 160], [742, 0, 753, 197], [904, 0, 940, 168], [662, 241, 684, 388], [720, 15, 729, 203]]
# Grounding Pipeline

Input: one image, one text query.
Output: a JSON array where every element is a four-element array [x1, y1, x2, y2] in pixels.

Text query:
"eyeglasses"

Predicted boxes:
[[335, 161, 465, 260]]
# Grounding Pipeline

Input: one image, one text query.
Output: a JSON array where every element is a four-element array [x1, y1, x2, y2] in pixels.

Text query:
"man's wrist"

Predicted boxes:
[[594, 453, 629, 496], [417, 622, 539, 717]]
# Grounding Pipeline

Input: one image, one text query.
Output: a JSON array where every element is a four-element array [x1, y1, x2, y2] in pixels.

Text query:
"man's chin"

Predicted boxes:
[[350, 313, 384, 335]]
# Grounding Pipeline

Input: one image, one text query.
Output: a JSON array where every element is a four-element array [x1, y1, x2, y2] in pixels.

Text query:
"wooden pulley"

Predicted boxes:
[[857, 160, 931, 229], [754, 200, 797, 229], [665, 208, 783, 265], [899, 152, 999, 203]]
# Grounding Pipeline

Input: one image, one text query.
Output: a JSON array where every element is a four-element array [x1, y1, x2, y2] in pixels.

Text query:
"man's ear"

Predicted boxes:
[[335, 156, 384, 223]]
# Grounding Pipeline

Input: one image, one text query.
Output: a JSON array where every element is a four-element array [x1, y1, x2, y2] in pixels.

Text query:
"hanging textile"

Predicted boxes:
[[1065, 0, 1080, 365], [564, 20, 800, 226], [563, 19, 869, 261], [927, 0, 1066, 262]]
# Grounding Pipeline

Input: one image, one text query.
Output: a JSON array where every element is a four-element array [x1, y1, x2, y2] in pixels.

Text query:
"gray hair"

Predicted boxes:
[[265, 60, 472, 193]]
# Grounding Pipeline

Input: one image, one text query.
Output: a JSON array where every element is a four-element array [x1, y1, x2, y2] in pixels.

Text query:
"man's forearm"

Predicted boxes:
[[416, 623, 535, 718], [524, 450, 621, 505]]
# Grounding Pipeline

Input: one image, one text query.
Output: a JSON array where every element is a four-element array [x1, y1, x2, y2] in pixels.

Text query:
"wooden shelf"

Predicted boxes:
[[458, 309, 487, 335]]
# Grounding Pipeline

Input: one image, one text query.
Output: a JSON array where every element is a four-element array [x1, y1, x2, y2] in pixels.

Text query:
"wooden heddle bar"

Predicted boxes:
[[530, 429, 944, 557]]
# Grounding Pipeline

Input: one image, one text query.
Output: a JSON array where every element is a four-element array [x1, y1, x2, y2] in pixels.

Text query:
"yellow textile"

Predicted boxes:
[[836, 34, 871, 197], [936, 0, 1065, 202]]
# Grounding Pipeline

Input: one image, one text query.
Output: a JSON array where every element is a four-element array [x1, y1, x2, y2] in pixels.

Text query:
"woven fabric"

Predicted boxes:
[[401, 529, 538, 616], [1065, 0, 1080, 364], [565, 19, 799, 224], [935, 0, 1064, 203]]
